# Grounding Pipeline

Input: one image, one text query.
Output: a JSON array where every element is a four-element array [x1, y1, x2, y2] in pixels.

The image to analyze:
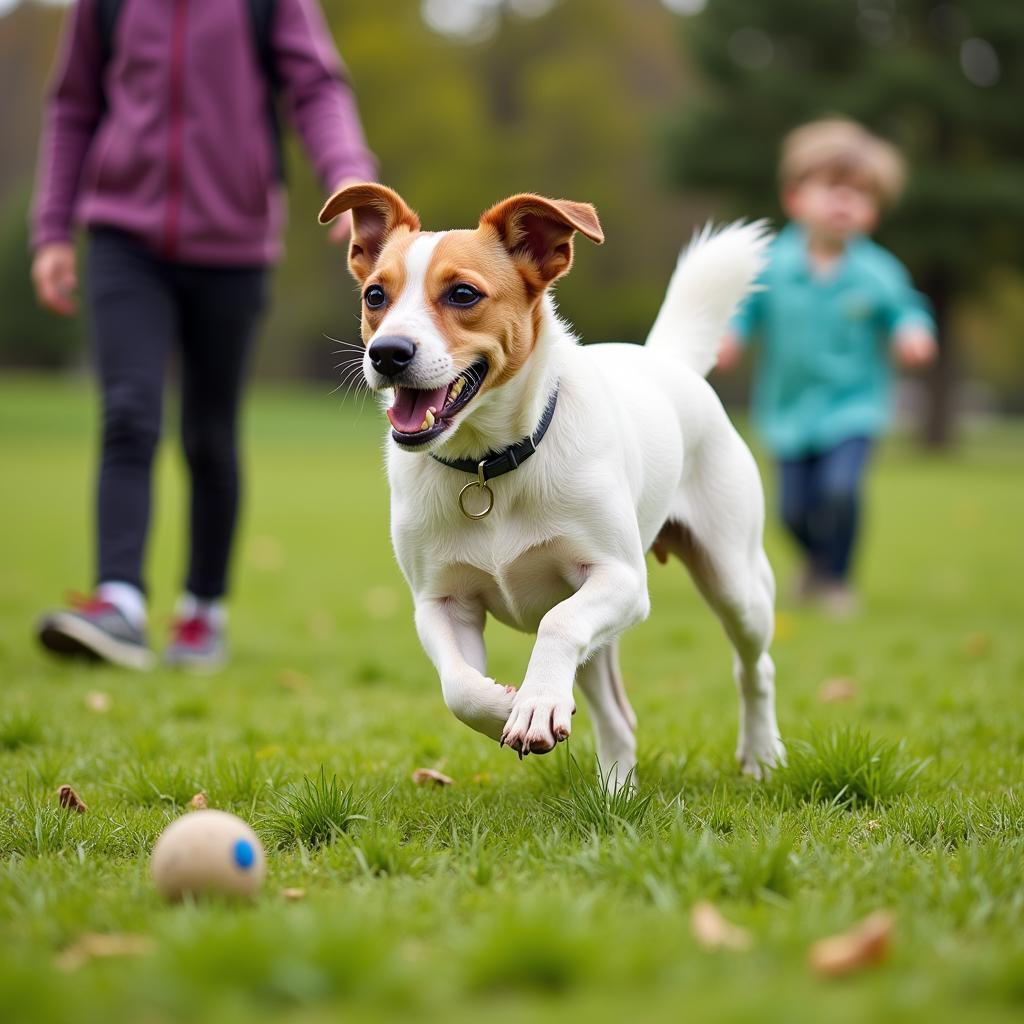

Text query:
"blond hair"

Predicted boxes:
[[779, 119, 906, 207]]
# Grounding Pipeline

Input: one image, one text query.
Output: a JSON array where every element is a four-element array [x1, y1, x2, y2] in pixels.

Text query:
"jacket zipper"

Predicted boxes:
[[164, 0, 189, 259]]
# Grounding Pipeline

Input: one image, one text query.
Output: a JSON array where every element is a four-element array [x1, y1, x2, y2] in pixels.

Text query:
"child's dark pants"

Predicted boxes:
[[86, 228, 268, 600], [778, 436, 872, 583]]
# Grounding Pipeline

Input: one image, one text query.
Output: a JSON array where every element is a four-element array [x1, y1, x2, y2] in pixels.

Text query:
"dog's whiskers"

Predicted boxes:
[[329, 361, 369, 397]]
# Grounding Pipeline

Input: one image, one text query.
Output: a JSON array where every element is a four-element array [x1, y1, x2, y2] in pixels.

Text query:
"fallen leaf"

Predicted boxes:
[[774, 611, 796, 641], [84, 691, 111, 713], [412, 767, 454, 786], [281, 887, 306, 901], [809, 911, 895, 976], [278, 668, 310, 693], [819, 678, 857, 703], [57, 785, 88, 814], [188, 792, 208, 810], [961, 632, 991, 659], [308, 610, 335, 640], [364, 586, 399, 620], [690, 901, 753, 952], [248, 534, 285, 571], [56, 933, 154, 972]]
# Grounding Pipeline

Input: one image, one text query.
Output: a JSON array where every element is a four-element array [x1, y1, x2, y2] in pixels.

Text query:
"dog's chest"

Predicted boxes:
[[401, 514, 586, 632], [446, 540, 584, 632]]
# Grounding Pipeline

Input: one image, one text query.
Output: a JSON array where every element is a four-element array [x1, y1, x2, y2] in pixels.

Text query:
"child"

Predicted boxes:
[[718, 119, 936, 615]]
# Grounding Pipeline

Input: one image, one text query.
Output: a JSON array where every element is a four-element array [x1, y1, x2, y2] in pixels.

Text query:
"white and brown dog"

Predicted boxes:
[[319, 184, 784, 787]]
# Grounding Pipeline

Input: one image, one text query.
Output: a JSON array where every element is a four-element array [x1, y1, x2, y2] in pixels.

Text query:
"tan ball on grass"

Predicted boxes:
[[151, 810, 266, 901]]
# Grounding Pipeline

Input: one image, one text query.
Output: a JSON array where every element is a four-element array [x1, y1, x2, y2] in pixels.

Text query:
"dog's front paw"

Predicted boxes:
[[500, 690, 576, 756]]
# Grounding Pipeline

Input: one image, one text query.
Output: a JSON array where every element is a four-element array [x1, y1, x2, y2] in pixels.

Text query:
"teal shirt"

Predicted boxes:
[[732, 223, 934, 457]]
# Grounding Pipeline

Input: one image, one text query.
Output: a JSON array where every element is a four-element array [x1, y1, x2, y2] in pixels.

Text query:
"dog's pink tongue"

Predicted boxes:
[[387, 386, 448, 433]]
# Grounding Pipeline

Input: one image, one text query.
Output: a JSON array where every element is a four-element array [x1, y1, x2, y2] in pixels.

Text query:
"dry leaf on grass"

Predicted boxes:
[[690, 901, 753, 952], [188, 792, 208, 810], [961, 632, 992, 659], [412, 767, 454, 786], [57, 785, 88, 814], [364, 586, 399, 620], [809, 911, 895, 976], [281, 887, 307, 901], [819, 678, 858, 702], [774, 611, 796, 641], [84, 691, 111, 713], [248, 534, 285, 571], [56, 933, 154, 972], [279, 668, 310, 693]]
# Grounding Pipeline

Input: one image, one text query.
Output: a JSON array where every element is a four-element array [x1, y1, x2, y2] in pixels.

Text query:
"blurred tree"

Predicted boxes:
[[663, 0, 1024, 445], [0, 185, 80, 367], [274, 0, 694, 385], [6, 0, 690, 378]]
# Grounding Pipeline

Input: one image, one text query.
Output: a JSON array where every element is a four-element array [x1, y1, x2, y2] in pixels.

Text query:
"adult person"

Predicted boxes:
[[31, 0, 376, 669]]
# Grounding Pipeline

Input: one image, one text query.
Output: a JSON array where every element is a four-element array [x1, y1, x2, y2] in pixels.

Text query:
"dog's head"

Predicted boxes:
[[319, 184, 603, 451]]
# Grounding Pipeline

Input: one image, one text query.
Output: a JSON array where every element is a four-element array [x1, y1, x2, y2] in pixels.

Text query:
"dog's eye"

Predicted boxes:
[[364, 285, 387, 310], [448, 284, 482, 308]]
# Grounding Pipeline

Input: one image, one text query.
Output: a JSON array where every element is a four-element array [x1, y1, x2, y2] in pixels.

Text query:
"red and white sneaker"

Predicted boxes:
[[164, 613, 227, 672], [37, 593, 154, 671]]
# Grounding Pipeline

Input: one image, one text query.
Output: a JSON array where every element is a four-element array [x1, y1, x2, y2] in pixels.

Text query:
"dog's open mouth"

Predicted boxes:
[[386, 358, 488, 447]]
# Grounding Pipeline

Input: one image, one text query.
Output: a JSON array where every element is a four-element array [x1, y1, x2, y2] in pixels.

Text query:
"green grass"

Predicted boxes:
[[0, 375, 1022, 1024]]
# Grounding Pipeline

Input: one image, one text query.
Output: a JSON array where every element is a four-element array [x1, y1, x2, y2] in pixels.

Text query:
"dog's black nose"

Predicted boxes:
[[368, 335, 416, 378]]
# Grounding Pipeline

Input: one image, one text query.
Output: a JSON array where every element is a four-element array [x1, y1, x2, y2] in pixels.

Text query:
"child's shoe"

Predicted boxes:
[[818, 582, 859, 619]]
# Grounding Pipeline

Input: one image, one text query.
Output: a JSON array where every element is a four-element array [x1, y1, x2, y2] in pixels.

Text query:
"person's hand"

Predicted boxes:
[[32, 242, 78, 316], [716, 331, 744, 372], [327, 177, 366, 246], [893, 324, 938, 369]]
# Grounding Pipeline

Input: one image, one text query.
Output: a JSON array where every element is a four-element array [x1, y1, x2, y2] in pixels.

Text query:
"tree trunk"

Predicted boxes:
[[920, 266, 955, 449]]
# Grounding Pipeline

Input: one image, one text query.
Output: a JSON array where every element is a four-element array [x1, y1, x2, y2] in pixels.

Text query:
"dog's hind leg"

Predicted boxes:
[[656, 438, 784, 778], [577, 639, 637, 791]]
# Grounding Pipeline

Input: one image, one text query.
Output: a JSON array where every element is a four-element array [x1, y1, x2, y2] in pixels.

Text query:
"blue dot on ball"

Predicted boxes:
[[233, 838, 255, 870]]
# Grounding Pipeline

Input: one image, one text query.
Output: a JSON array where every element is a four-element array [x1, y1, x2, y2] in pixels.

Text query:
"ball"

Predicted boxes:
[[151, 809, 266, 901]]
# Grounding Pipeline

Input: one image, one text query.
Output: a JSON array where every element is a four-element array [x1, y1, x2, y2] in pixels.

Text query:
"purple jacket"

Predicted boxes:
[[32, 0, 377, 264]]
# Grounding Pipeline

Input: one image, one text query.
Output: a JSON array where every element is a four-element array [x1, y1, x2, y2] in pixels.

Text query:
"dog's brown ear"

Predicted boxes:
[[318, 183, 421, 282], [480, 194, 603, 290]]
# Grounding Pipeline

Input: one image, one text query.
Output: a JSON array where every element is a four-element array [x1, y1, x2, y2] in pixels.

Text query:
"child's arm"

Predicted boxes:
[[717, 286, 764, 372], [892, 322, 937, 368], [880, 258, 937, 369]]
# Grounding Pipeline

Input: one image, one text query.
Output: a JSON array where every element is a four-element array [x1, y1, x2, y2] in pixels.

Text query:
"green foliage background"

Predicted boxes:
[[0, 0, 1021, 409]]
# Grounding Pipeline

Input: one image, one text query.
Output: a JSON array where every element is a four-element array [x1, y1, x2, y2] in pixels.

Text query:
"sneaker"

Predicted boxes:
[[37, 593, 154, 670], [817, 582, 860, 620], [164, 613, 226, 672], [792, 562, 824, 605]]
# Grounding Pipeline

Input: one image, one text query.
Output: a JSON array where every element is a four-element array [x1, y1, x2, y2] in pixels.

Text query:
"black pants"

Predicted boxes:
[[86, 228, 268, 600], [777, 436, 873, 583]]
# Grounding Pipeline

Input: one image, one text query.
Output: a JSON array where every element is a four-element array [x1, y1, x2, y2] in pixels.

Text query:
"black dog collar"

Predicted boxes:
[[430, 387, 559, 519]]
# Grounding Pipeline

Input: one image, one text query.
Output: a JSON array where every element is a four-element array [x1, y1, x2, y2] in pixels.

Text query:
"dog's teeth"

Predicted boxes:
[[450, 378, 464, 400], [424, 408, 435, 429]]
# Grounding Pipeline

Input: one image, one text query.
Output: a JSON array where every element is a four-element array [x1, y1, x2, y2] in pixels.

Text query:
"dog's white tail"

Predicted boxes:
[[645, 220, 772, 377]]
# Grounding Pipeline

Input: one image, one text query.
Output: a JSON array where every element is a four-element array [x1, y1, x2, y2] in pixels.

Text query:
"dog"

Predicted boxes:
[[319, 184, 784, 788]]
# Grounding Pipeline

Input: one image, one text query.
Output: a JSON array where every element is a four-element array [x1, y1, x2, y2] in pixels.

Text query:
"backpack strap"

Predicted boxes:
[[95, 0, 124, 106], [247, 0, 286, 182]]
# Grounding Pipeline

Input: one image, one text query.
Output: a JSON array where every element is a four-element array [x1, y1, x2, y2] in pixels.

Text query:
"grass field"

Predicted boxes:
[[1, 376, 1022, 1024]]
